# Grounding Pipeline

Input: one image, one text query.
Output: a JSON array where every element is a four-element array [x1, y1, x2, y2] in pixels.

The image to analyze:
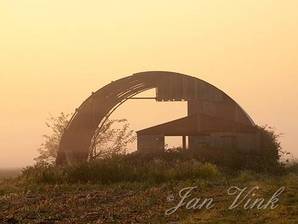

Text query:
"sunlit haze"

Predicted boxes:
[[0, 1, 297, 168]]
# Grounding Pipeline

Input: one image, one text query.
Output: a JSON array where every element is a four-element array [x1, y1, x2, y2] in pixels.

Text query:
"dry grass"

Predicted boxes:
[[0, 164, 297, 223]]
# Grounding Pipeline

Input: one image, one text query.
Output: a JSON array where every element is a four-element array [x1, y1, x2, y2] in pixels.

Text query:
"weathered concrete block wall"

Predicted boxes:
[[189, 132, 258, 151], [137, 135, 164, 153]]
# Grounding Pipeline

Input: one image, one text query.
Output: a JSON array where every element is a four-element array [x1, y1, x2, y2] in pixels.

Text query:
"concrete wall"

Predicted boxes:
[[189, 132, 259, 151], [137, 135, 165, 153]]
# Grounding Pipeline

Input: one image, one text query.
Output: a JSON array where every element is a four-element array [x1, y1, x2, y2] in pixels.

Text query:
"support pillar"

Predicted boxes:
[[182, 136, 187, 150]]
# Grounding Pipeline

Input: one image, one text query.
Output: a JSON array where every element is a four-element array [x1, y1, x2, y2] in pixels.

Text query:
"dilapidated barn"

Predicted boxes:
[[137, 74, 258, 152], [57, 71, 258, 165]]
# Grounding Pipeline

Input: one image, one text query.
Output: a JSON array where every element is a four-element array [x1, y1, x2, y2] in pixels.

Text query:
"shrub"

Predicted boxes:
[[22, 162, 65, 184], [195, 126, 284, 173], [21, 155, 220, 184], [286, 161, 298, 174]]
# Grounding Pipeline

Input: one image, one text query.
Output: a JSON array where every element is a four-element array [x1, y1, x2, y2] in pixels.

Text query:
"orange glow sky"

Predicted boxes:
[[0, 1, 297, 168]]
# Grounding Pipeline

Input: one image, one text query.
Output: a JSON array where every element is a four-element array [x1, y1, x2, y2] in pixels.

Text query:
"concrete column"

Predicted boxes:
[[182, 136, 187, 150]]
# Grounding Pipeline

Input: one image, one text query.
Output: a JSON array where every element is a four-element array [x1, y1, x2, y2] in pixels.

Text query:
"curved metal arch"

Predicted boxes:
[[56, 71, 254, 165]]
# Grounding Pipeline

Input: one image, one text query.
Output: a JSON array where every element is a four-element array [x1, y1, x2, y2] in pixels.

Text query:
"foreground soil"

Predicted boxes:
[[0, 173, 297, 224]]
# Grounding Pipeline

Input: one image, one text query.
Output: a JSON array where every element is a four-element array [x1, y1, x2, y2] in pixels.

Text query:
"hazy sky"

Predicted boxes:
[[0, 1, 297, 168]]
